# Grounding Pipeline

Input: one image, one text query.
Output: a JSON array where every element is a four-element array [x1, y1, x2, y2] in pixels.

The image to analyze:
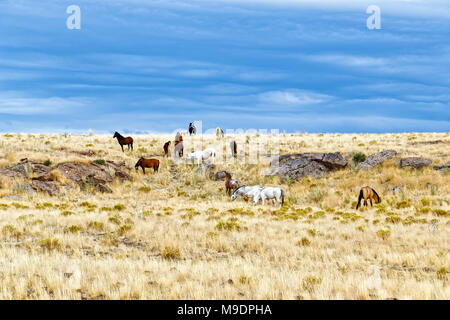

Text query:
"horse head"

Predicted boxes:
[[135, 157, 144, 170], [113, 132, 118, 138]]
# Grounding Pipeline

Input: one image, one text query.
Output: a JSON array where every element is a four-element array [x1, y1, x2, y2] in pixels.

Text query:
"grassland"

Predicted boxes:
[[0, 132, 449, 299]]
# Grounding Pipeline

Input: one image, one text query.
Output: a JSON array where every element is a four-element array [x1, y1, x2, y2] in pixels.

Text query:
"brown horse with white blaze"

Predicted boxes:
[[135, 157, 159, 174], [225, 172, 239, 195], [356, 186, 381, 209], [113, 131, 133, 152]]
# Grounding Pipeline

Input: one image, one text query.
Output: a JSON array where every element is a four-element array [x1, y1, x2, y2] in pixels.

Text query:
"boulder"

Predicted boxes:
[[267, 152, 347, 180], [399, 157, 432, 169], [214, 170, 232, 181], [358, 150, 397, 169], [31, 180, 60, 196], [0, 169, 26, 179], [197, 160, 216, 179], [433, 161, 450, 171], [56, 161, 113, 184]]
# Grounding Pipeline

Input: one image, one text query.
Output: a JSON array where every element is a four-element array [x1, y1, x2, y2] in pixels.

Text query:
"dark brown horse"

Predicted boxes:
[[189, 123, 196, 135], [135, 157, 159, 174], [356, 186, 381, 209], [225, 172, 239, 195], [113, 132, 133, 152], [230, 140, 237, 157], [163, 141, 171, 157]]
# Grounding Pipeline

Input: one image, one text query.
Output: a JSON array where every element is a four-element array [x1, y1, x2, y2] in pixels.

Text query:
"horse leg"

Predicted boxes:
[[370, 199, 373, 207], [131, 143, 133, 151], [364, 200, 367, 207], [121, 144, 124, 152], [142, 167, 145, 174]]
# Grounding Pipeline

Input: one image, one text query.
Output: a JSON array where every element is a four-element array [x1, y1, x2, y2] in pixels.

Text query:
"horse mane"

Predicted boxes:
[[371, 187, 381, 202], [114, 131, 125, 139], [232, 185, 245, 194]]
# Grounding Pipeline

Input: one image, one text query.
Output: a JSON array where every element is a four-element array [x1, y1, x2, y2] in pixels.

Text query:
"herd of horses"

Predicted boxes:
[[113, 126, 381, 209]]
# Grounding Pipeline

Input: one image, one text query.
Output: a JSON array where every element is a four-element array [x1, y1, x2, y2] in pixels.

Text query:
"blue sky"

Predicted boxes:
[[0, 0, 449, 133]]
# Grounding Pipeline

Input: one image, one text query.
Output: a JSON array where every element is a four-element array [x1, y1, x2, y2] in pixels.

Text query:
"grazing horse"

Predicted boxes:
[[135, 157, 159, 174], [216, 127, 224, 138], [163, 141, 171, 157], [253, 187, 285, 207], [356, 186, 381, 209], [230, 140, 237, 157], [185, 147, 216, 165], [230, 185, 263, 201], [225, 172, 239, 195], [189, 123, 196, 135], [113, 132, 133, 152], [174, 133, 183, 157]]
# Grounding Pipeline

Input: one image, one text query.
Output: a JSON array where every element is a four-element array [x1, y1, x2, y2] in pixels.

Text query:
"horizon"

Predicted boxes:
[[1, 0, 449, 133]]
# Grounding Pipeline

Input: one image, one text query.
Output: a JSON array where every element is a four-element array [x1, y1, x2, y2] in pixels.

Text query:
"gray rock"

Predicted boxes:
[[214, 170, 232, 181], [267, 152, 347, 180], [358, 150, 397, 169], [197, 160, 216, 179], [399, 157, 432, 169], [31, 180, 60, 196], [433, 161, 450, 171]]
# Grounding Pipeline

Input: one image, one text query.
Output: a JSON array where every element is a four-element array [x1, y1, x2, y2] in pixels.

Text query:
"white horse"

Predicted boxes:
[[186, 147, 216, 165], [230, 185, 263, 201], [253, 187, 285, 206]]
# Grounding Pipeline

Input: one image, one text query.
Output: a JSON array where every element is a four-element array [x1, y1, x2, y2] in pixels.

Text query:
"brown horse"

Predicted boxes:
[[356, 186, 381, 209], [135, 157, 159, 174], [174, 132, 183, 157], [225, 172, 239, 195], [113, 131, 133, 152], [163, 141, 171, 157]]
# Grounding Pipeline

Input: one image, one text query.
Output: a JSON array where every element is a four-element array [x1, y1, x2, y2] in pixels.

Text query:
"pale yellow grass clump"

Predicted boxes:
[[0, 132, 448, 299]]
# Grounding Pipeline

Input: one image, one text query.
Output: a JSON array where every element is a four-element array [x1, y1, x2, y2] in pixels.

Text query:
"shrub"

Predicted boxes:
[[161, 246, 181, 260], [94, 159, 106, 165], [351, 152, 366, 164], [66, 225, 83, 233], [297, 237, 311, 246], [43, 159, 52, 167], [88, 221, 104, 231], [437, 267, 447, 280], [117, 224, 133, 236], [376, 229, 390, 240], [39, 238, 60, 250], [2, 225, 22, 239], [215, 219, 241, 231], [138, 186, 151, 193]]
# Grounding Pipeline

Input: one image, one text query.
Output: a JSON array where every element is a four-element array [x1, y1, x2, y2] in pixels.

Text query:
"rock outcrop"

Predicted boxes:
[[214, 170, 232, 181], [399, 157, 432, 169], [266, 152, 348, 180], [358, 150, 397, 169], [196, 160, 216, 179], [433, 161, 450, 171], [1, 159, 130, 196]]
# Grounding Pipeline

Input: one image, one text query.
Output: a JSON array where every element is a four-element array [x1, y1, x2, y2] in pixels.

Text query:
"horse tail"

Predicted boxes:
[[356, 189, 363, 209], [281, 188, 285, 205]]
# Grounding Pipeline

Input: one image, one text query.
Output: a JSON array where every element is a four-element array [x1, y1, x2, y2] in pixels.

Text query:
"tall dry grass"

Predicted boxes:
[[0, 132, 448, 299]]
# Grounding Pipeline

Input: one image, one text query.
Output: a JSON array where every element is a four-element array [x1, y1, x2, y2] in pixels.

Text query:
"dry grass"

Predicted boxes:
[[0, 132, 449, 299]]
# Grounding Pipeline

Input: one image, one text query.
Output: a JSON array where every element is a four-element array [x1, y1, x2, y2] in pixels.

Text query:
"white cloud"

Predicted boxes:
[[258, 89, 331, 106], [0, 92, 91, 115]]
